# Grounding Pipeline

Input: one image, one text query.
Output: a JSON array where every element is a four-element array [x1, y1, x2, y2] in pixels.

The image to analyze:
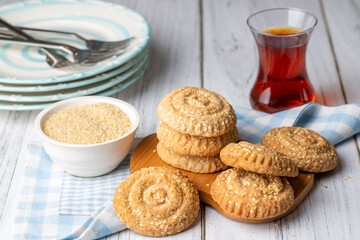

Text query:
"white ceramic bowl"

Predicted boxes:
[[34, 96, 139, 177]]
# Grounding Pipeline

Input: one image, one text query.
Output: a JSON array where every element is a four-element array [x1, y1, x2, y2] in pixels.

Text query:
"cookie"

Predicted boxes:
[[157, 142, 228, 173], [113, 166, 200, 237], [262, 127, 338, 172], [157, 87, 237, 137], [157, 121, 239, 156], [220, 141, 298, 177], [210, 168, 294, 220]]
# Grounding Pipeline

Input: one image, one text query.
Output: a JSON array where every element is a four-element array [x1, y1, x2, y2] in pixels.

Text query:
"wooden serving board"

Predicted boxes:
[[130, 134, 314, 223]]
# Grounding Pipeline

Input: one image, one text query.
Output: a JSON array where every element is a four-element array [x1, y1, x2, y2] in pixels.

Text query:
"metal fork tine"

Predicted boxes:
[[104, 39, 132, 46], [86, 55, 115, 63], [88, 51, 118, 56], [86, 50, 126, 63], [88, 50, 124, 59], [107, 39, 133, 47], [87, 40, 132, 52]]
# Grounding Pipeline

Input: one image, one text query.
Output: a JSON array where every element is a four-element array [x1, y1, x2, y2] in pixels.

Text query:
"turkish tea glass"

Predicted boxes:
[[247, 8, 318, 113]]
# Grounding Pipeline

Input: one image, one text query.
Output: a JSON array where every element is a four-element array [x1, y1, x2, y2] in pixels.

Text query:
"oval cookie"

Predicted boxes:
[[157, 87, 237, 137], [113, 166, 200, 237], [157, 121, 239, 156], [211, 168, 294, 220], [262, 127, 338, 172], [220, 141, 298, 177], [157, 142, 228, 173]]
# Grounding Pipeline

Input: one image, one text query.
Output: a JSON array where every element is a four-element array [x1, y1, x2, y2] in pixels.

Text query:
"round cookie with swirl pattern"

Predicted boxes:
[[220, 141, 298, 177], [157, 87, 237, 137], [261, 127, 338, 172], [113, 166, 200, 237], [210, 168, 294, 220], [157, 121, 239, 156]]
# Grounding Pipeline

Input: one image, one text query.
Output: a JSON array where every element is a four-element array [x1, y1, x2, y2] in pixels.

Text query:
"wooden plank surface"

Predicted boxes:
[[202, 0, 360, 240], [202, 0, 344, 107], [321, 0, 360, 148], [0, 0, 203, 238], [111, 0, 202, 137], [0, 0, 40, 220], [112, 1, 203, 239], [0, 0, 360, 239], [321, 0, 360, 105]]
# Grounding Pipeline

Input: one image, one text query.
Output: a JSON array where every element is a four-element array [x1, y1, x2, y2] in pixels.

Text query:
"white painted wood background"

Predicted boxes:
[[0, 0, 360, 239]]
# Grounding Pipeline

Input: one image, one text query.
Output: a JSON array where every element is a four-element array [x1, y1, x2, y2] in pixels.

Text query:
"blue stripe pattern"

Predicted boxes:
[[14, 103, 360, 239], [0, 0, 150, 84]]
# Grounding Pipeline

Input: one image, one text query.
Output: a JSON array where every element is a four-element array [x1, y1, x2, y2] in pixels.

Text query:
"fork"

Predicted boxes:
[[0, 18, 126, 68], [0, 36, 123, 64], [0, 26, 134, 52], [0, 18, 77, 69], [0, 21, 123, 64]]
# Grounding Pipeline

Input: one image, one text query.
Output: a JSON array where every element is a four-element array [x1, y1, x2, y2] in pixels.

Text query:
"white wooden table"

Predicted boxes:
[[1, 0, 360, 239]]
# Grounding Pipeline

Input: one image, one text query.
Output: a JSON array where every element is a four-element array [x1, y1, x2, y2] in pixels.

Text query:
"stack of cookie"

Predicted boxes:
[[156, 87, 239, 173], [211, 141, 299, 220], [210, 126, 338, 221]]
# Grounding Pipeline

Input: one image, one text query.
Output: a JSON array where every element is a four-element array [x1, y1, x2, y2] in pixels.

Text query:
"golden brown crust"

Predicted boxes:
[[210, 168, 294, 220], [113, 167, 200, 237], [261, 127, 338, 172], [157, 87, 237, 137], [220, 142, 298, 177], [157, 121, 239, 156], [157, 142, 228, 173]]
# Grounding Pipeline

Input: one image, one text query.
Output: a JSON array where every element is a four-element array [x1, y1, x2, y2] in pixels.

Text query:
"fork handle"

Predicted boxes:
[[0, 19, 68, 49], [0, 18, 76, 67], [0, 18, 71, 55], [0, 18, 36, 41], [0, 26, 86, 41], [0, 36, 72, 54]]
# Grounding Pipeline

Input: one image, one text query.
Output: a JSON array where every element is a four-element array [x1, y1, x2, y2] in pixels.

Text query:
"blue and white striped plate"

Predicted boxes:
[[0, 61, 148, 110], [0, 47, 148, 92], [0, 56, 147, 102], [0, 0, 150, 84]]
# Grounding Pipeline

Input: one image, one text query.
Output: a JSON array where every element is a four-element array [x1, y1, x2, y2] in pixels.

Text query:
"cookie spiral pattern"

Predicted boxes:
[[157, 87, 237, 137], [157, 121, 239, 156], [157, 143, 228, 173], [220, 142, 298, 177], [210, 168, 294, 220], [262, 127, 338, 172], [113, 167, 200, 237]]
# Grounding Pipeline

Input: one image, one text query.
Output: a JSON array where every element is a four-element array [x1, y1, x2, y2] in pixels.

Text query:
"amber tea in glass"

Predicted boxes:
[[247, 8, 318, 113]]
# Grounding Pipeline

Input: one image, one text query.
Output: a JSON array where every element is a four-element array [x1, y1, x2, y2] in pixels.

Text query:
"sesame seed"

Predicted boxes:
[[43, 102, 131, 144]]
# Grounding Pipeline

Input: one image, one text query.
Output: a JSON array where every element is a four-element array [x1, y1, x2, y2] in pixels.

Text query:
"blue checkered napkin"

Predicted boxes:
[[235, 103, 360, 145], [14, 103, 360, 240], [14, 144, 84, 239], [13, 144, 130, 240], [59, 162, 130, 215], [60, 200, 126, 240], [62, 103, 360, 239]]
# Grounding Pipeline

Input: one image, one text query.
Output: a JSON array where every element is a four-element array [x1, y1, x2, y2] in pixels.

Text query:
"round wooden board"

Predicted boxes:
[[130, 134, 314, 223]]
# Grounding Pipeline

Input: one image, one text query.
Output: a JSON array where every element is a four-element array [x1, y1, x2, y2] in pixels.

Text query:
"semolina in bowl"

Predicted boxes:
[[35, 96, 139, 177]]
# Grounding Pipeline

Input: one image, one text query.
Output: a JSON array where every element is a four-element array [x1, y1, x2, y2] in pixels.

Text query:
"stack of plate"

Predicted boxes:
[[0, 0, 150, 110]]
